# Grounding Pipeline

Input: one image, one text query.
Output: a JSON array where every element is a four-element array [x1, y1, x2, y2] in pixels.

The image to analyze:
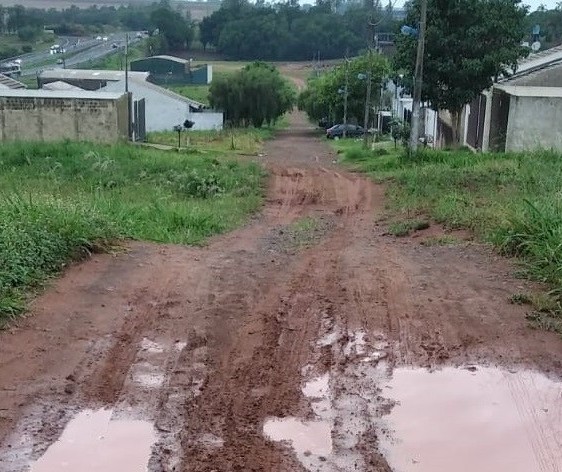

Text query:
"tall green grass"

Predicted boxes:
[[0, 141, 264, 322], [340, 143, 562, 295]]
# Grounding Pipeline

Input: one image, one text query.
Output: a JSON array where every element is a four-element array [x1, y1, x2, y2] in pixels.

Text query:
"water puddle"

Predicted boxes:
[[31, 409, 156, 472], [263, 418, 332, 456], [140, 338, 164, 354], [263, 374, 333, 461], [380, 366, 562, 472]]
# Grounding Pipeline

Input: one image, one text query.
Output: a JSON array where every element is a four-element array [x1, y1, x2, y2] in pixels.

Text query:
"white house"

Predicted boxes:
[[38, 68, 223, 133]]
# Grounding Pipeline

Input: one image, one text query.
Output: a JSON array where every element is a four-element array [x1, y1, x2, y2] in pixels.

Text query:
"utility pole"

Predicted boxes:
[[343, 56, 349, 138], [409, 0, 428, 152], [363, 70, 372, 149], [125, 32, 129, 93]]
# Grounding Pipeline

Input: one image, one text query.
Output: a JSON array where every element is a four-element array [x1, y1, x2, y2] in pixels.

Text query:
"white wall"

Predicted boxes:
[[187, 112, 223, 130], [102, 79, 223, 132]]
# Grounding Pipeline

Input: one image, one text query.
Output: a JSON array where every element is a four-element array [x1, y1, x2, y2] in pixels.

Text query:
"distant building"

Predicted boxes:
[[130, 56, 213, 86], [38, 68, 223, 133], [0, 89, 129, 144]]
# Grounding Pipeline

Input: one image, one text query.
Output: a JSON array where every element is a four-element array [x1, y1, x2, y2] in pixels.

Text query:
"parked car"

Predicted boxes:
[[326, 124, 367, 139]]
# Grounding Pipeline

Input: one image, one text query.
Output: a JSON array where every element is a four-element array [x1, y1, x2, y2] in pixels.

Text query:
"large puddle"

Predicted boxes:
[[380, 366, 562, 472], [31, 409, 156, 471]]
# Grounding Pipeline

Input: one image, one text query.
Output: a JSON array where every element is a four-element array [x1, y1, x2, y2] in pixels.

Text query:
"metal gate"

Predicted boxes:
[[466, 94, 487, 150], [133, 98, 146, 142]]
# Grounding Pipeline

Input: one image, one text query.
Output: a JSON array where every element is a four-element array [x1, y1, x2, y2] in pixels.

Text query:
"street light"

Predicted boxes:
[[338, 85, 348, 138], [358, 72, 372, 149]]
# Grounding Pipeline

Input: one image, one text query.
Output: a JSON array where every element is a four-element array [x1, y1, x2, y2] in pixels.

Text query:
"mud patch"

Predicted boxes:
[[265, 216, 336, 253], [380, 366, 562, 472], [30, 409, 155, 471]]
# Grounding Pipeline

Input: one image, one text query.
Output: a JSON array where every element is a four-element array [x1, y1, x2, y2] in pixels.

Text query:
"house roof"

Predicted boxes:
[[127, 75, 205, 108], [147, 55, 190, 64], [39, 68, 150, 82], [495, 84, 562, 98], [501, 44, 562, 83], [0, 89, 126, 100], [42, 80, 85, 91], [0, 73, 26, 90]]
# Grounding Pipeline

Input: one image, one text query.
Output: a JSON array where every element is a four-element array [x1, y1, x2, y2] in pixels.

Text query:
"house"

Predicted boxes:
[[464, 45, 562, 152], [38, 68, 223, 133], [488, 85, 562, 152], [0, 89, 129, 143], [130, 56, 213, 86]]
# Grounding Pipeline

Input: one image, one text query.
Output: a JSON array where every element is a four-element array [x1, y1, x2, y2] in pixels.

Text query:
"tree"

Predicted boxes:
[[209, 62, 296, 128], [150, 6, 194, 51], [394, 0, 528, 146], [298, 52, 389, 126]]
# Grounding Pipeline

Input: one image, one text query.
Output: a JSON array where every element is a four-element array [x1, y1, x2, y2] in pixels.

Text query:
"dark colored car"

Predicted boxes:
[[326, 124, 367, 139]]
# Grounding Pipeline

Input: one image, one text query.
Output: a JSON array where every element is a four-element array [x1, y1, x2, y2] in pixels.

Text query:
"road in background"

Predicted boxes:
[[0, 32, 141, 78]]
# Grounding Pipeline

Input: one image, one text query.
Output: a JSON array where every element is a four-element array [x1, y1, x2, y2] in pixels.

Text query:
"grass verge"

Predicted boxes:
[[335, 139, 562, 335], [147, 127, 277, 155], [0, 141, 264, 323]]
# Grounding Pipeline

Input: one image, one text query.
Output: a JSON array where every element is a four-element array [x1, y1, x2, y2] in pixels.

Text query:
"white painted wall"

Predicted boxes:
[[102, 79, 223, 132]]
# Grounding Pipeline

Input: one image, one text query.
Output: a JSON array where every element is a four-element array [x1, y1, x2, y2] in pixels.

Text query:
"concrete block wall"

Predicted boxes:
[[505, 95, 562, 152], [0, 95, 129, 143]]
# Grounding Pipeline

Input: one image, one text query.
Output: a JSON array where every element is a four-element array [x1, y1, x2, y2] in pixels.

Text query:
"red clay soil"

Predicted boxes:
[[0, 112, 561, 472]]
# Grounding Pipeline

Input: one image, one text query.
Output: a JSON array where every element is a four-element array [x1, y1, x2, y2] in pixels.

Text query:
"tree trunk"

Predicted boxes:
[[450, 109, 462, 149]]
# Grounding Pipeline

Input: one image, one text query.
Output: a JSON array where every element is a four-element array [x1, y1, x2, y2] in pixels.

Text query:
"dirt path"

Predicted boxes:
[[0, 112, 561, 472]]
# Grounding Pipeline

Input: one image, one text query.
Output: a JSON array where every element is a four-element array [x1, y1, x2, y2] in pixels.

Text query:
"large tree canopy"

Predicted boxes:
[[394, 0, 528, 143], [298, 52, 389, 125], [200, 0, 397, 60], [209, 62, 296, 128]]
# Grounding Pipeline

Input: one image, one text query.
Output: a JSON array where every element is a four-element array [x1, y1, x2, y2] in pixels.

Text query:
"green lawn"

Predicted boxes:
[[168, 84, 210, 105], [0, 141, 264, 323], [147, 127, 277, 155], [335, 140, 562, 334]]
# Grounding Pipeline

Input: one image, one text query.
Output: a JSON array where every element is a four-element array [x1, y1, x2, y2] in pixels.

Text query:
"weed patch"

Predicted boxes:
[[342, 142, 562, 334], [388, 219, 430, 237], [0, 141, 264, 323]]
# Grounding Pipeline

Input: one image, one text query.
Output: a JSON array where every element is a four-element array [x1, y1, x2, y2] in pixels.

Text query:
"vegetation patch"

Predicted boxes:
[[0, 141, 264, 323], [388, 219, 430, 237], [268, 216, 334, 253], [420, 235, 460, 247], [337, 140, 562, 333], [147, 127, 275, 155]]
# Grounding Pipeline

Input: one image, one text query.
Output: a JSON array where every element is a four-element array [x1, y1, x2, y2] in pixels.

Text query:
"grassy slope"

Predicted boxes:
[[335, 140, 562, 332], [0, 141, 264, 322]]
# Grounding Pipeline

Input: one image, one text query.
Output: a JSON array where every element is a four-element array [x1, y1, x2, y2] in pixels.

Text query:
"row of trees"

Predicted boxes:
[[0, 2, 194, 52], [526, 3, 562, 49], [200, 0, 398, 61], [298, 52, 389, 125], [209, 62, 295, 128]]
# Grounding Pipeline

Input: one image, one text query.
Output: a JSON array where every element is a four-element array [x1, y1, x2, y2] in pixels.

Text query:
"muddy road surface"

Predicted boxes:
[[1, 113, 561, 471]]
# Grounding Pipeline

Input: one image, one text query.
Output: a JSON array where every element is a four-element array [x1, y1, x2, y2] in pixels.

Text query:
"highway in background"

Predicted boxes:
[[1, 32, 141, 78]]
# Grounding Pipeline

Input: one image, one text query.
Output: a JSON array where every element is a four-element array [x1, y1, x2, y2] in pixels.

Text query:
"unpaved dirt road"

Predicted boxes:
[[0, 112, 561, 471]]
